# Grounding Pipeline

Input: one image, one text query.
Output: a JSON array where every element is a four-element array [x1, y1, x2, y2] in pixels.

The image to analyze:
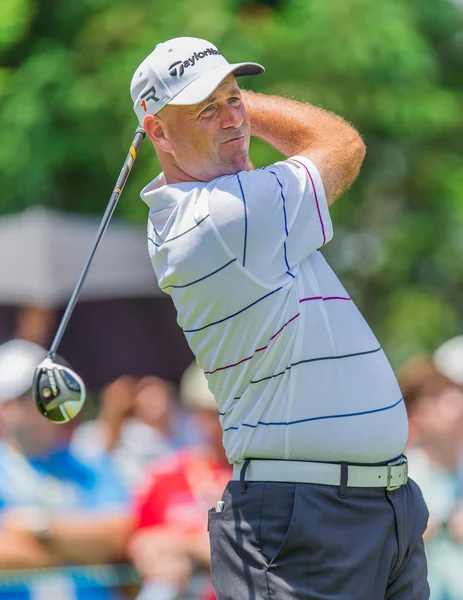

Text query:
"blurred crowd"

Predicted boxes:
[[398, 336, 463, 600], [0, 339, 230, 600], [0, 334, 462, 600]]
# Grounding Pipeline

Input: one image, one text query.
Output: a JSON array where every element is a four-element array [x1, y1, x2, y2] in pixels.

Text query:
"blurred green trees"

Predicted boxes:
[[1, 0, 462, 364]]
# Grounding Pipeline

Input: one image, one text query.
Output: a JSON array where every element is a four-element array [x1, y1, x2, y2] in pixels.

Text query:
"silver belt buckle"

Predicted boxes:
[[386, 456, 408, 491]]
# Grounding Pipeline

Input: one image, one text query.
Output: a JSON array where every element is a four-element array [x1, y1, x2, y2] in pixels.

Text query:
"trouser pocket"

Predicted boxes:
[[208, 481, 273, 599], [258, 482, 297, 567]]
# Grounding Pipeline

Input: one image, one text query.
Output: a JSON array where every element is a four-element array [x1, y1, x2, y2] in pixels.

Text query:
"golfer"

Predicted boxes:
[[130, 37, 429, 599]]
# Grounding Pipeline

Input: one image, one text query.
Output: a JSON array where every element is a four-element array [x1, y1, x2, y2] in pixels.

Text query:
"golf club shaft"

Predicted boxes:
[[48, 126, 146, 359]]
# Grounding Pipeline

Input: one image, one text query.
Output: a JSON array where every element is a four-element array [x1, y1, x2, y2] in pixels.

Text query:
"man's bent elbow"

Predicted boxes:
[[348, 130, 366, 172], [342, 131, 366, 193], [318, 132, 366, 206]]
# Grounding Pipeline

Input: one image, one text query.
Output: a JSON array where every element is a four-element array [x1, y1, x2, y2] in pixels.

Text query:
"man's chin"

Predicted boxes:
[[220, 153, 250, 176]]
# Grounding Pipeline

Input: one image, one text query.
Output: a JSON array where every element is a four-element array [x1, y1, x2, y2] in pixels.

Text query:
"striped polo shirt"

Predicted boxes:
[[141, 156, 408, 464]]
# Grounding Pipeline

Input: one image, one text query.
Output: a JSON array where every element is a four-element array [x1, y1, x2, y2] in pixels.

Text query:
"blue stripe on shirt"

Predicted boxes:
[[161, 259, 237, 290], [268, 169, 293, 276], [249, 346, 382, 385], [183, 287, 283, 333], [223, 397, 404, 432], [237, 174, 248, 267], [229, 347, 382, 399], [148, 214, 210, 247]]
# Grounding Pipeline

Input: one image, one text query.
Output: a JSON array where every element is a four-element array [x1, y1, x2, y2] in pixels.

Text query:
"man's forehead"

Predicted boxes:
[[209, 77, 239, 95], [159, 75, 240, 119], [213, 73, 239, 93], [190, 76, 240, 110]]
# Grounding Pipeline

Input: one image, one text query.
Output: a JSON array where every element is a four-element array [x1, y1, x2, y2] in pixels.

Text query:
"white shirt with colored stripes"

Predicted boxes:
[[141, 156, 408, 464]]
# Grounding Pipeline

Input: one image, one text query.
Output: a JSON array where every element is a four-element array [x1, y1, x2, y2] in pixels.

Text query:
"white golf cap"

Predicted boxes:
[[180, 361, 218, 412], [130, 36, 264, 124], [0, 339, 47, 404], [434, 335, 463, 386]]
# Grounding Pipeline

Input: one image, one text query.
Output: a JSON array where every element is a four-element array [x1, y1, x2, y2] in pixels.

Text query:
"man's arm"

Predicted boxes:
[[2, 509, 132, 565], [0, 530, 59, 570], [241, 90, 366, 206], [36, 514, 133, 564]]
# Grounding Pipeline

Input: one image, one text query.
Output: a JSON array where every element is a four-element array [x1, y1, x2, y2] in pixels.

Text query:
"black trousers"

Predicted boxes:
[[208, 477, 429, 600]]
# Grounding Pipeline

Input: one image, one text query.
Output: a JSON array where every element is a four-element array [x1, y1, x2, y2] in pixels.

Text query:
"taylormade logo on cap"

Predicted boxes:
[[130, 36, 264, 125], [169, 47, 222, 77]]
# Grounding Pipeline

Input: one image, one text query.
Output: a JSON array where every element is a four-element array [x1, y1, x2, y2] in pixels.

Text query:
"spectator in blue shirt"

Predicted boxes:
[[0, 339, 133, 600]]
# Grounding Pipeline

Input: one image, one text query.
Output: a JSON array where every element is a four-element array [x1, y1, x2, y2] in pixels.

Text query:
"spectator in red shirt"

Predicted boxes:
[[128, 362, 231, 600]]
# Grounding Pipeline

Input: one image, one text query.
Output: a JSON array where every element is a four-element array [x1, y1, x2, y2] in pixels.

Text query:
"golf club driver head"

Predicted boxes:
[[33, 357, 86, 423]]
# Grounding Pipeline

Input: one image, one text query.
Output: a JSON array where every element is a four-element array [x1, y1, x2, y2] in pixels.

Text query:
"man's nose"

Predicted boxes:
[[220, 103, 243, 129]]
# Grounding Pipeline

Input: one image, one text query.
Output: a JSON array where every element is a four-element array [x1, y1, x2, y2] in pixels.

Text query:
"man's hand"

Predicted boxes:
[[2, 508, 131, 565], [98, 375, 137, 450], [1, 507, 50, 540], [100, 376, 136, 422]]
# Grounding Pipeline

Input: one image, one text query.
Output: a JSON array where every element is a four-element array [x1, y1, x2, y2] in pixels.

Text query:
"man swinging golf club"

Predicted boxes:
[[129, 37, 430, 600], [32, 33, 429, 600]]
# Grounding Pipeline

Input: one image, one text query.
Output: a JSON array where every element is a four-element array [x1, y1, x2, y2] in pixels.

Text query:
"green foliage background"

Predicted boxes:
[[1, 0, 462, 366]]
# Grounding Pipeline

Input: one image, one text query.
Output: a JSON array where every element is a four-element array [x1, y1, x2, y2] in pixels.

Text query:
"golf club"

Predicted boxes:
[[33, 126, 146, 423]]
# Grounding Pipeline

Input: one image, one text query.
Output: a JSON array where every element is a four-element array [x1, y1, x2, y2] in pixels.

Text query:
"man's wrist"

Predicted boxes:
[[22, 507, 52, 544], [241, 90, 291, 146], [241, 89, 259, 120]]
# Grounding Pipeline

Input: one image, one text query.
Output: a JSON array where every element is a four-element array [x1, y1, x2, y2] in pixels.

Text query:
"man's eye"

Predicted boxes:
[[229, 97, 240, 103], [201, 105, 214, 115]]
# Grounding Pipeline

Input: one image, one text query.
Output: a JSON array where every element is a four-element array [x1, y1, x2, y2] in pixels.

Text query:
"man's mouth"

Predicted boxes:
[[221, 135, 245, 145]]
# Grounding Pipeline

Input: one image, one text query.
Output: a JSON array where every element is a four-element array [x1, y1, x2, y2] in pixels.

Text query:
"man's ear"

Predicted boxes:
[[143, 114, 173, 154]]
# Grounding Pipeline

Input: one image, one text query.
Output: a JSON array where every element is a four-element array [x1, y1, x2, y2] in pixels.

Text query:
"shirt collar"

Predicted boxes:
[[140, 172, 206, 210]]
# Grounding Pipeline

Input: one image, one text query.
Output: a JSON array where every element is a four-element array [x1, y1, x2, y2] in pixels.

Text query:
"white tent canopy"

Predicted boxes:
[[0, 206, 162, 306]]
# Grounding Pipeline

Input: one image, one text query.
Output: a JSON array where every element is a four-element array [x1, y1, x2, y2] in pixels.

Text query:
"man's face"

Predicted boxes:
[[413, 386, 463, 442], [154, 75, 251, 181], [0, 394, 61, 456]]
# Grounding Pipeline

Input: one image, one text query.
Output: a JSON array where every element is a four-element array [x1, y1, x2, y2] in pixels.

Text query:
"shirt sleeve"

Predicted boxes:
[[208, 155, 333, 285]]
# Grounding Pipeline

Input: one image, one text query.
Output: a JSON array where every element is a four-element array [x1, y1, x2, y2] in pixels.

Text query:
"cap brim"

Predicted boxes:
[[0, 340, 47, 404], [167, 62, 264, 107]]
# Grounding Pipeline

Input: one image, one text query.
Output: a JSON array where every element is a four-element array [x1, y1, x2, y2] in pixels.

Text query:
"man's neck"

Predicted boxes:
[[157, 152, 205, 185], [164, 171, 204, 185]]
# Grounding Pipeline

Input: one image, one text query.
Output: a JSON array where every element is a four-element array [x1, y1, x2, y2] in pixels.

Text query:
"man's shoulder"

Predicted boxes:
[[205, 165, 280, 204], [208, 156, 316, 193], [208, 164, 274, 188]]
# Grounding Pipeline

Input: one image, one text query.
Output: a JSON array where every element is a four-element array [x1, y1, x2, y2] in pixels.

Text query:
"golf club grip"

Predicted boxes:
[[48, 126, 146, 359]]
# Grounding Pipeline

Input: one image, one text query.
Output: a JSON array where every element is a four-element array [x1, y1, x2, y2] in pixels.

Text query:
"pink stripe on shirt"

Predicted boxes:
[[205, 312, 300, 375], [205, 296, 350, 375]]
